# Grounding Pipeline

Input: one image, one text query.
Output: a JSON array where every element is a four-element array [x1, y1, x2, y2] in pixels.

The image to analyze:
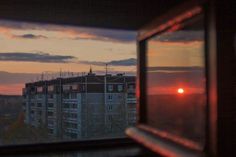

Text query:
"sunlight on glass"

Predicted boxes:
[[146, 14, 206, 147]]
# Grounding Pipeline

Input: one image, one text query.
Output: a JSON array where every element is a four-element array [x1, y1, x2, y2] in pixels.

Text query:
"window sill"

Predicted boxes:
[[126, 125, 205, 157], [0, 138, 137, 156]]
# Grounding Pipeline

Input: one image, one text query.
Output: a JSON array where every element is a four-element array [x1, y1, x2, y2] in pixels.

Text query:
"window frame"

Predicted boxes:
[[126, 0, 215, 156]]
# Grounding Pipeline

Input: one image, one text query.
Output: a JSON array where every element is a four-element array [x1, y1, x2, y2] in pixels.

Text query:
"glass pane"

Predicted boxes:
[[0, 19, 137, 145], [146, 14, 206, 146]]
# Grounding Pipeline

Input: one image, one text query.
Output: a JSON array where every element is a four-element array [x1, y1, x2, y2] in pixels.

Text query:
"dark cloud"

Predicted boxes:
[[79, 29, 136, 42], [0, 20, 136, 42], [153, 31, 203, 42], [92, 70, 136, 76], [147, 66, 205, 88], [0, 51, 136, 66], [147, 70, 205, 88], [13, 34, 48, 39], [0, 52, 76, 63], [109, 58, 136, 66], [79, 58, 136, 66], [0, 71, 40, 84]]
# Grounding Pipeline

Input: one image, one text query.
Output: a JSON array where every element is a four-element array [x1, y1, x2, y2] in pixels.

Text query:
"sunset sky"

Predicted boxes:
[[147, 30, 205, 95], [0, 19, 137, 95], [0, 19, 205, 96]]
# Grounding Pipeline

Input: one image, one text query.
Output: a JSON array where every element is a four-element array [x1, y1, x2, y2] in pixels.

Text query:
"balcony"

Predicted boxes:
[[126, 97, 136, 104]]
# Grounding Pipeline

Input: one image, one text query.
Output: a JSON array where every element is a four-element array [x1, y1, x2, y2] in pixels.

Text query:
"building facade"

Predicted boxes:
[[22, 72, 136, 139]]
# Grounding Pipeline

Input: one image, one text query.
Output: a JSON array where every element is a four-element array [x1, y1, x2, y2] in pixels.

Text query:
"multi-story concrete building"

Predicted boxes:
[[22, 70, 136, 139]]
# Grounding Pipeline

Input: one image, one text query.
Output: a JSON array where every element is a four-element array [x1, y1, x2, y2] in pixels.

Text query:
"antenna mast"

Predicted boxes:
[[105, 63, 108, 75]]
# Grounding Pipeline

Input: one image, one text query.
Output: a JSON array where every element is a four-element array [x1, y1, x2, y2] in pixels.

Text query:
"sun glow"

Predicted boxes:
[[177, 88, 184, 94]]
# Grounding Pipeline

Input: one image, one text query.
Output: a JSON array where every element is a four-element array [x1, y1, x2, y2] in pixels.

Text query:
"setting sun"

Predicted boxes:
[[177, 88, 184, 94]]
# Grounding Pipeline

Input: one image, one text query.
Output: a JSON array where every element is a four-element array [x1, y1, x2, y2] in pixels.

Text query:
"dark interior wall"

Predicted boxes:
[[207, 0, 236, 156], [213, 0, 236, 156], [0, 0, 183, 30]]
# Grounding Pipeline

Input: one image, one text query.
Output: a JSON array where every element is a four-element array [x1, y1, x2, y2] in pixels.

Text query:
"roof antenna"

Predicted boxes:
[[41, 72, 44, 81], [105, 63, 108, 75], [59, 68, 62, 78]]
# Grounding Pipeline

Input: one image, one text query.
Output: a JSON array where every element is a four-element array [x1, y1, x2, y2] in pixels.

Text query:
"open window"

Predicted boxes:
[[0, 0, 235, 156], [126, 1, 209, 156], [0, 19, 137, 146]]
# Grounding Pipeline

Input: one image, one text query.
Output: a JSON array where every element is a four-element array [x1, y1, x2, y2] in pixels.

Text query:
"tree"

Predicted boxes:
[[3, 112, 49, 145]]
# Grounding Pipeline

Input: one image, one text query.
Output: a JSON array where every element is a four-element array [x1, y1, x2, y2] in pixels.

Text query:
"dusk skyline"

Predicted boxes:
[[0, 19, 136, 95]]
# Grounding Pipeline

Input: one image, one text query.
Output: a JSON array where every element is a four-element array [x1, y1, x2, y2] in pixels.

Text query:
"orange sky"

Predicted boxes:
[[146, 30, 205, 95], [0, 84, 24, 95], [0, 20, 136, 95]]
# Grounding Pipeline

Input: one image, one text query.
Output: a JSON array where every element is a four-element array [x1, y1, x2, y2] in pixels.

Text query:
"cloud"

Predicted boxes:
[[153, 31, 203, 42], [0, 52, 76, 63], [109, 58, 136, 66], [0, 51, 136, 66], [79, 58, 136, 66], [0, 71, 40, 84], [0, 20, 136, 42], [73, 29, 136, 42], [13, 34, 48, 39], [147, 70, 205, 88], [89, 70, 136, 76]]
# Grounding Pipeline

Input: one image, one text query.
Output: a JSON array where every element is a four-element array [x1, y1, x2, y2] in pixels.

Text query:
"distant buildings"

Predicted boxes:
[[22, 70, 136, 139]]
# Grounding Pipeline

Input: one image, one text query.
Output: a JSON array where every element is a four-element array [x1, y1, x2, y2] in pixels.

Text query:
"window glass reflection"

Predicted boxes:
[[146, 14, 206, 146]]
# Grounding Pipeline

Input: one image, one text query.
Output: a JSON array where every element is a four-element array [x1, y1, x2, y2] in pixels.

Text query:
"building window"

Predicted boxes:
[[48, 103, 54, 108], [108, 85, 113, 92], [48, 129, 54, 134], [63, 103, 70, 108], [37, 94, 42, 99], [37, 86, 43, 92], [48, 120, 54, 126], [72, 104, 77, 108], [37, 103, 42, 107], [31, 95, 36, 99], [48, 85, 54, 92], [128, 85, 134, 90], [71, 93, 77, 99], [108, 95, 113, 100], [108, 115, 112, 121], [71, 84, 78, 90], [127, 93, 135, 98], [71, 113, 77, 119], [48, 94, 54, 99], [82, 85, 85, 91], [63, 85, 70, 92], [117, 85, 123, 92], [37, 111, 42, 116], [64, 122, 77, 129], [63, 93, 70, 99], [108, 105, 113, 111], [48, 111, 54, 117], [70, 133, 77, 138]]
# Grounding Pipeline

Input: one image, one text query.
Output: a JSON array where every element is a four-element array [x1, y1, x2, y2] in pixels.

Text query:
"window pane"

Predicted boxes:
[[0, 19, 137, 145], [146, 14, 206, 146]]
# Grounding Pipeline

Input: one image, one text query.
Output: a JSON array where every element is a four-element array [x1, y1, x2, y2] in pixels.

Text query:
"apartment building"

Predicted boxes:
[[22, 71, 136, 139]]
